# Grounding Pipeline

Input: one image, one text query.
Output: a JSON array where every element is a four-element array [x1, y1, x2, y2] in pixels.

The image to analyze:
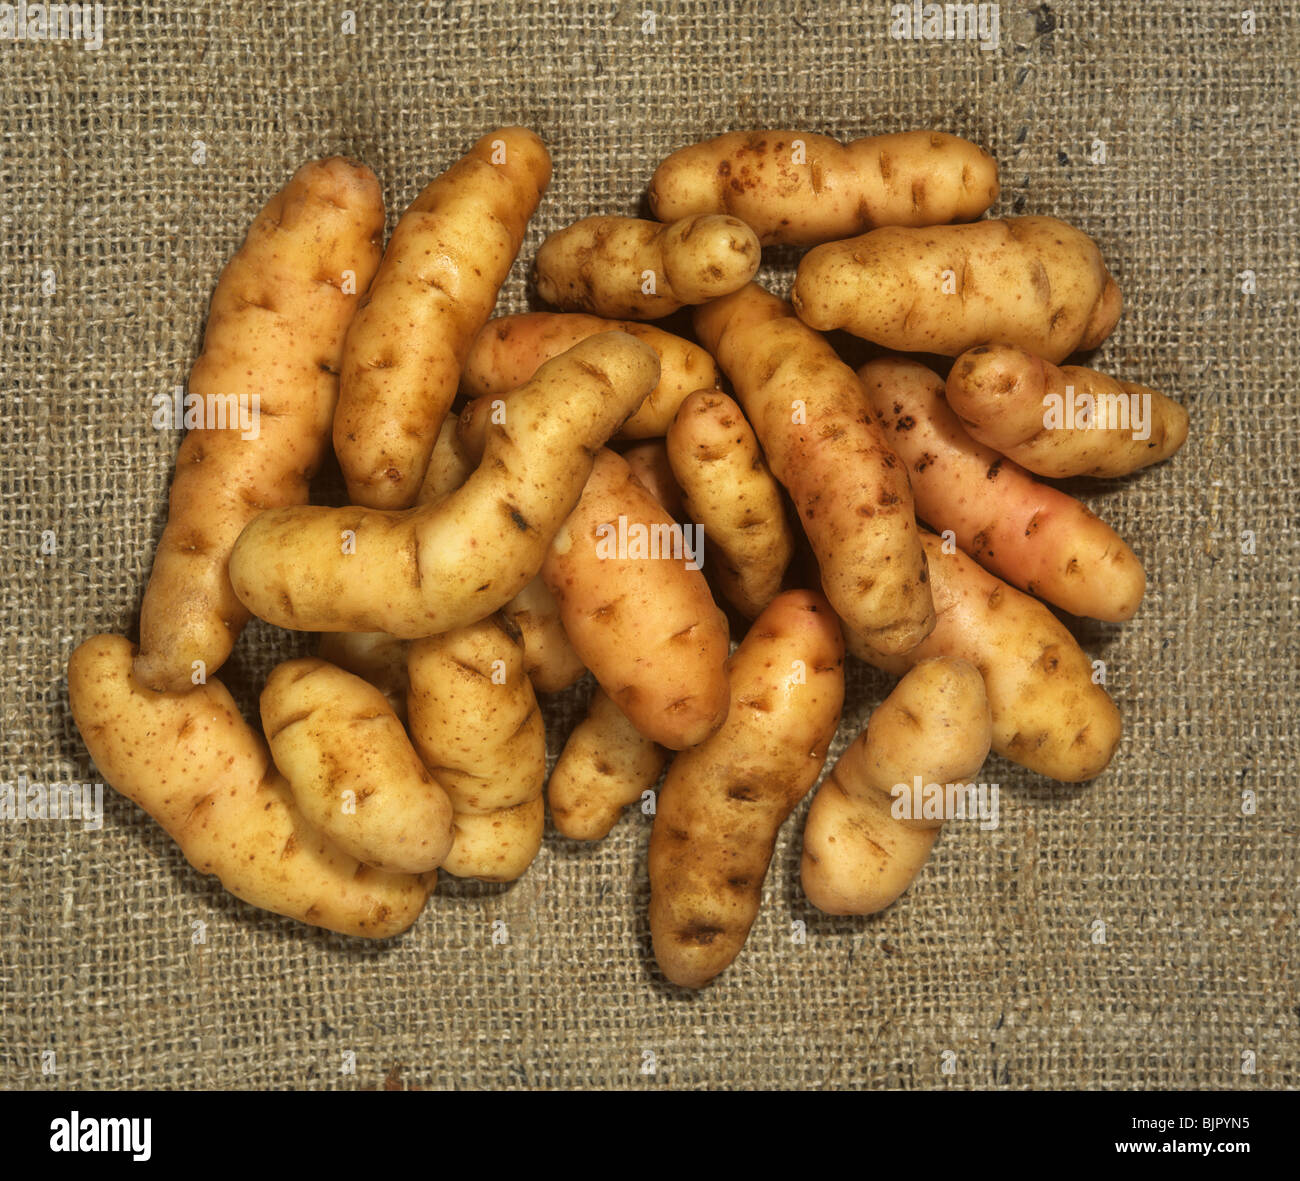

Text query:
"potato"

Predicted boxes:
[[621, 439, 686, 521], [407, 615, 546, 881], [261, 659, 453, 874], [548, 687, 667, 841], [228, 332, 660, 637], [533, 214, 760, 319], [541, 448, 730, 750], [666, 389, 795, 618], [334, 127, 551, 509], [317, 631, 410, 721], [648, 129, 998, 246], [462, 313, 720, 438], [801, 658, 991, 916], [68, 635, 430, 938], [946, 344, 1190, 477], [417, 413, 475, 504], [133, 158, 384, 693], [859, 357, 1145, 621], [858, 532, 1121, 782], [649, 590, 845, 989], [792, 216, 1122, 363], [693, 283, 934, 656]]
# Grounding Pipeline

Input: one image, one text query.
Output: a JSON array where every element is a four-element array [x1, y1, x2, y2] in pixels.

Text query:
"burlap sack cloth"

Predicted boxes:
[[2, 2, 1295, 1090]]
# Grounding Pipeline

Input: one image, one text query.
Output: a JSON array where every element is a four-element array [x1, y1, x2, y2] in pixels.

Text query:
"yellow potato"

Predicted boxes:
[[548, 687, 667, 841], [792, 216, 1122, 363], [228, 332, 660, 637], [334, 127, 551, 508], [666, 389, 795, 618], [68, 635, 430, 938], [260, 659, 454, 874], [649, 129, 999, 246], [133, 158, 384, 693], [859, 356, 1146, 621], [540, 448, 730, 750], [407, 615, 546, 881], [533, 214, 760, 319], [946, 344, 1189, 477], [461, 312, 720, 438], [802, 658, 992, 916], [693, 283, 934, 656], [621, 439, 686, 521], [317, 631, 410, 721], [417, 413, 475, 504], [649, 590, 845, 989], [858, 532, 1122, 782]]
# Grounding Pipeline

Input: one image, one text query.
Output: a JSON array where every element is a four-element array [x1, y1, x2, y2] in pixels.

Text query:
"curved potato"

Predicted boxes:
[[134, 158, 384, 692], [541, 448, 730, 750], [792, 216, 1122, 363], [68, 635, 430, 938], [534, 214, 760, 318], [666, 389, 794, 618], [317, 631, 410, 721], [857, 532, 1122, 782], [407, 615, 546, 882], [548, 687, 667, 841], [649, 590, 845, 989], [859, 356, 1146, 621], [693, 283, 933, 656], [334, 127, 551, 508], [648, 129, 998, 246], [802, 658, 991, 916], [461, 312, 720, 438], [261, 659, 454, 874], [229, 332, 660, 637], [945, 345, 1189, 477]]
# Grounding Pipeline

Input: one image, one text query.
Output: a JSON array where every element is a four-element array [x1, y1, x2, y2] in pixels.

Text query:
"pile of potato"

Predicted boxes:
[[69, 127, 1188, 987]]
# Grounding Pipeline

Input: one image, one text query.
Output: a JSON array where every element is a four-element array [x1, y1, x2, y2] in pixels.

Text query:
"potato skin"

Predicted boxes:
[[621, 439, 686, 521], [541, 448, 730, 750], [649, 590, 845, 989], [666, 389, 795, 618], [68, 635, 430, 938], [858, 533, 1122, 782], [229, 332, 660, 637], [134, 158, 384, 693], [792, 216, 1122, 363], [801, 658, 991, 916], [946, 345, 1190, 478], [317, 631, 410, 721], [859, 357, 1146, 621], [649, 129, 999, 246], [407, 615, 546, 882], [548, 687, 667, 841], [462, 312, 720, 438], [693, 283, 934, 657], [534, 214, 760, 319], [335, 127, 551, 509]]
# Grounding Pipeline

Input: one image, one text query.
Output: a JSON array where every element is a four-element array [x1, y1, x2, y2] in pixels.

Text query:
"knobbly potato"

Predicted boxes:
[[533, 214, 760, 319], [461, 312, 720, 438], [133, 158, 384, 693], [621, 439, 686, 521], [317, 631, 411, 721], [946, 344, 1189, 477], [649, 129, 998, 246], [334, 127, 551, 508], [261, 660, 454, 874], [802, 658, 992, 916], [541, 448, 730, 750], [229, 333, 660, 637], [859, 532, 1122, 782], [792, 216, 1122, 363], [666, 389, 795, 618], [649, 590, 845, 989], [859, 356, 1145, 621], [548, 687, 667, 841], [693, 283, 933, 656], [68, 635, 430, 938], [407, 615, 547, 881]]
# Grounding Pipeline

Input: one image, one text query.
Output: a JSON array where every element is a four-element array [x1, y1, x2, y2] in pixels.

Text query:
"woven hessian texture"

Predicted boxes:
[[2, 1, 1296, 1090]]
